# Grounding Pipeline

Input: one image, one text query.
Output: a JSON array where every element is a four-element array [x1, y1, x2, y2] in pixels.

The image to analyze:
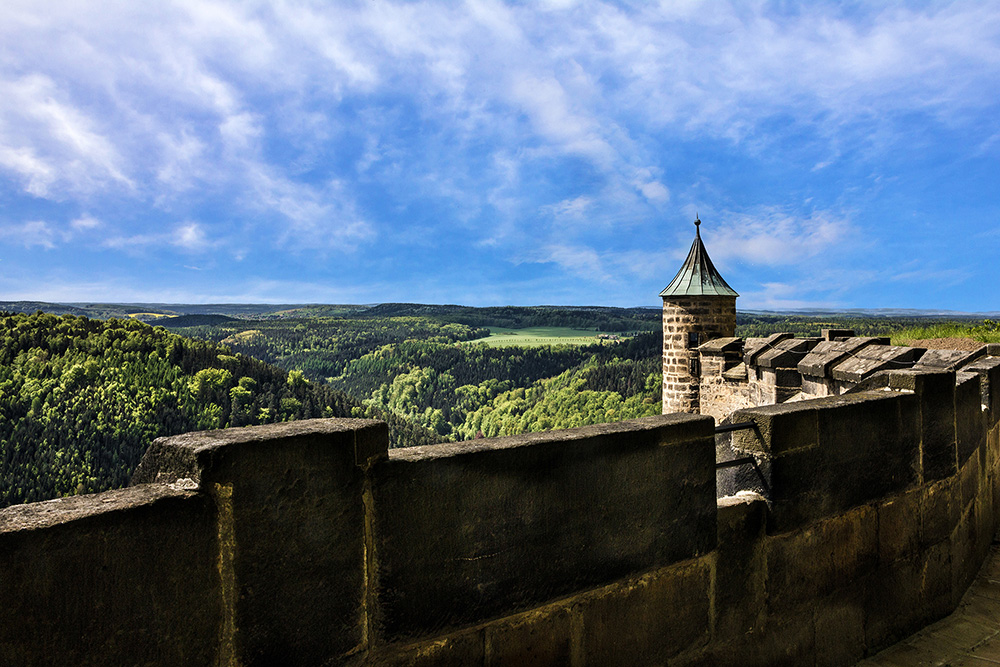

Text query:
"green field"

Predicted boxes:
[[465, 327, 620, 348]]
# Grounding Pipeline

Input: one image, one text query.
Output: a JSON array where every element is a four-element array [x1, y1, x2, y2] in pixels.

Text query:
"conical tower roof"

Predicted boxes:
[[659, 217, 739, 298]]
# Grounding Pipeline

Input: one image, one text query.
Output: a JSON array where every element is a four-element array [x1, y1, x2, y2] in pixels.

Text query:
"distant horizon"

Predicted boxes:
[[4, 299, 999, 320], [2, 2, 998, 312]]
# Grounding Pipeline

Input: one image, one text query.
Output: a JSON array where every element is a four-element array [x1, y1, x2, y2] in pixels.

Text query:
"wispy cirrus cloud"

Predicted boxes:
[[0, 221, 57, 249], [707, 208, 857, 266]]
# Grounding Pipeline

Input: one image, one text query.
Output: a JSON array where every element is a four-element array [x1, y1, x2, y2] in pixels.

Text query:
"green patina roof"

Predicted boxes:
[[659, 218, 739, 298]]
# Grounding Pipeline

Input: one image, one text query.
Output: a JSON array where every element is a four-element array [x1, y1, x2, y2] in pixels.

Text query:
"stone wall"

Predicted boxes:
[[2, 362, 1000, 666]]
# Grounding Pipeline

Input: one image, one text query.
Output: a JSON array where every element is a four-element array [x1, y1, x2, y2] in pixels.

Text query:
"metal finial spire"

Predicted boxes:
[[659, 212, 738, 298]]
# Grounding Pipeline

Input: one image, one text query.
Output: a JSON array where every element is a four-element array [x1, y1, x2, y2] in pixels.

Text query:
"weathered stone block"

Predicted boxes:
[[822, 328, 856, 341], [830, 345, 924, 384], [715, 493, 767, 640], [698, 336, 742, 353], [766, 506, 877, 606], [864, 556, 926, 652], [377, 628, 485, 667], [744, 333, 792, 367], [0, 486, 217, 667], [731, 401, 819, 456], [801, 376, 832, 397], [685, 607, 815, 667], [736, 392, 920, 533], [975, 484, 994, 566], [956, 372, 986, 464], [797, 337, 887, 379], [950, 500, 978, 604], [877, 489, 921, 564], [814, 592, 866, 667], [921, 478, 959, 547], [133, 418, 387, 665], [371, 415, 716, 642], [960, 451, 981, 513], [755, 337, 820, 370], [890, 370, 958, 481], [484, 605, 573, 667], [921, 539, 954, 621], [578, 558, 712, 665], [961, 356, 1000, 430], [912, 347, 985, 371]]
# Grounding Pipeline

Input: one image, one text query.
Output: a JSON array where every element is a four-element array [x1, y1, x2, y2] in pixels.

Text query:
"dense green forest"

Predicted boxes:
[[0, 312, 442, 508], [169, 315, 662, 441], [3, 301, 996, 509]]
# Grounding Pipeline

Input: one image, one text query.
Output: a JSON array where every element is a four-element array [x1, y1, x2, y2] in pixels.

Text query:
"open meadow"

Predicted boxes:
[[464, 327, 623, 347]]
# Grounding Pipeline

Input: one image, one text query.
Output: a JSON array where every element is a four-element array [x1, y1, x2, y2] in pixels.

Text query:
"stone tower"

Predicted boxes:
[[660, 217, 738, 414]]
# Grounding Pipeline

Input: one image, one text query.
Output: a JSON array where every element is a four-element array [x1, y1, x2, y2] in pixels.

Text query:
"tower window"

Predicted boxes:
[[688, 332, 700, 348]]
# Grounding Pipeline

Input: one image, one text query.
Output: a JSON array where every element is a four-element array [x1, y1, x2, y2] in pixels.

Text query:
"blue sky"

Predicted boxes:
[[1, 1, 999, 311]]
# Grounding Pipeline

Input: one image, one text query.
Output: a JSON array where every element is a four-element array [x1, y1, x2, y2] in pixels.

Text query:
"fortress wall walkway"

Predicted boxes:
[[1, 363, 1000, 666]]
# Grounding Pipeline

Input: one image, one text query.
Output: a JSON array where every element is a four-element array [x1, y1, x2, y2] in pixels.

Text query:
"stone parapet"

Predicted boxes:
[[135, 418, 388, 665], [912, 346, 987, 371], [0, 485, 218, 667], [755, 337, 821, 369], [698, 336, 743, 355], [797, 336, 888, 379], [744, 333, 792, 367], [830, 344, 925, 384], [3, 373, 1000, 666], [822, 328, 856, 341], [370, 414, 716, 643], [731, 390, 921, 533]]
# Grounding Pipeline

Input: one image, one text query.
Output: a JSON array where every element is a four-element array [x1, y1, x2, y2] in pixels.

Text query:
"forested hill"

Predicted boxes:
[[0, 311, 441, 508]]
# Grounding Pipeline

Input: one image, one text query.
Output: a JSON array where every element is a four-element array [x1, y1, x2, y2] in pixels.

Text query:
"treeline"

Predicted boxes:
[[0, 312, 441, 508], [360, 303, 661, 332]]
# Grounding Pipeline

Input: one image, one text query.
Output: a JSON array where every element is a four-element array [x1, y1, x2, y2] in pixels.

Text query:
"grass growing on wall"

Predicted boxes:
[[890, 320, 1000, 346]]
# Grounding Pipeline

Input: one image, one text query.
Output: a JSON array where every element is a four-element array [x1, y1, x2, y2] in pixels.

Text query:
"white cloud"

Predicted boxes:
[[740, 281, 839, 311], [5, 2, 996, 210], [219, 112, 263, 152], [101, 221, 214, 253], [70, 215, 101, 231], [102, 233, 161, 251], [708, 208, 856, 266], [0, 146, 56, 197], [0, 74, 132, 197], [508, 72, 616, 165], [531, 244, 608, 281], [639, 180, 669, 203], [244, 167, 374, 249], [0, 220, 56, 249], [889, 267, 970, 287], [173, 222, 209, 251], [545, 196, 594, 219]]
